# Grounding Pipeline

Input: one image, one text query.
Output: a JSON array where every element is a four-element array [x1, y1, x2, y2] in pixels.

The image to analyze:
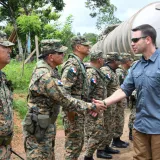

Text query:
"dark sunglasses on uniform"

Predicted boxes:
[[131, 36, 147, 43]]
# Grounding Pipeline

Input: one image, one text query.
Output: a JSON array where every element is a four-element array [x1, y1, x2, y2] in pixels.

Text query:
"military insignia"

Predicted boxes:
[[58, 80, 63, 85], [67, 67, 77, 80], [106, 73, 111, 80], [91, 78, 96, 84], [121, 74, 125, 79], [70, 67, 77, 73]]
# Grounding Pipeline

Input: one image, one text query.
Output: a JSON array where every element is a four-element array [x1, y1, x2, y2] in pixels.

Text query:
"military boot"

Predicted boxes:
[[105, 145, 120, 154], [112, 137, 128, 148], [84, 156, 94, 160], [119, 138, 129, 146], [97, 150, 112, 159], [129, 128, 133, 140]]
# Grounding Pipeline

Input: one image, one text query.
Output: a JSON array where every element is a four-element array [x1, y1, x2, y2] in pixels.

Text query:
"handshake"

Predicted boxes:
[[89, 99, 108, 117]]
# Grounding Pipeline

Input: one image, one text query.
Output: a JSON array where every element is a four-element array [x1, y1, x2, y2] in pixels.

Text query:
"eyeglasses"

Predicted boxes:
[[131, 36, 147, 43]]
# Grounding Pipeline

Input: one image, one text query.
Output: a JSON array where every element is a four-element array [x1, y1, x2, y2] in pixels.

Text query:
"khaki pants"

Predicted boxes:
[[133, 129, 160, 160]]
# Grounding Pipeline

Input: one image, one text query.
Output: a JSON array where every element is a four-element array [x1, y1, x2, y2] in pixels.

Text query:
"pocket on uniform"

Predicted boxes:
[[24, 114, 35, 134]]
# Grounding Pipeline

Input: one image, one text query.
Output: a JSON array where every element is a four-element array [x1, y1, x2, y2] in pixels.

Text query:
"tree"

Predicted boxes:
[[16, 14, 42, 55], [83, 32, 97, 44], [85, 0, 121, 30], [0, 0, 65, 56], [42, 15, 74, 51]]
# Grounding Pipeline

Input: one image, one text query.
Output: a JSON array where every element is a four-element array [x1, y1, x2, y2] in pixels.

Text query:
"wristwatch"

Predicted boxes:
[[91, 103, 96, 110], [103, 100, 107, 106]]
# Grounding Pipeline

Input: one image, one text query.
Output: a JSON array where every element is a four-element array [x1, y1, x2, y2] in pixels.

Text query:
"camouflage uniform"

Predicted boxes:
[[0, 34, 14, 160], [128, 90, 137, 129], [84, 51, 107, 157], [0, 72, 13, 160], [114, 53, 132, 138], [52, 67, 60, 158], [99, 52, 122, 150], [23, 40, 96, 160], [61, 36, 91, 160], [128, 55, 141, 131]]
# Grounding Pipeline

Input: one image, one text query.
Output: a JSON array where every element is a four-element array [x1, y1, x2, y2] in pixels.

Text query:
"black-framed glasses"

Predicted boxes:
[[131, 36, 147, 43]]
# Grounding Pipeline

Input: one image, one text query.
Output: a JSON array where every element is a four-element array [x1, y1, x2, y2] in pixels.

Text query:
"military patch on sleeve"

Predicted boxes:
[[67, 67, 77, 79], [106, 73, 111, 80], [57, 80, 63, 86], [121, 74, 125, 79], [91, 78, 96, 84], [70, 67, 77, 73]]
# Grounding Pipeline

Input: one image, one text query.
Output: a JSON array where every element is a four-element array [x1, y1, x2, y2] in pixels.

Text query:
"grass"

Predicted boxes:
[[12, 97, 64, 129], [3, 60, 64, 128], [13, 99, 28, 119], [56, 113, 63, 129], [2, 59, 36, 91]]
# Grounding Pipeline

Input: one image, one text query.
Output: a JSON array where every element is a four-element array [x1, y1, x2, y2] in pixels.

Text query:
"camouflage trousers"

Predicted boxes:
[[98, 104, 116, 150], [84, 112, 107, 156], [128, 107, 136, 129], [0, 145, 11, 160], [113, 102, 125, 138], [24, 124, 56, 160], [63, 112, 84, 160]]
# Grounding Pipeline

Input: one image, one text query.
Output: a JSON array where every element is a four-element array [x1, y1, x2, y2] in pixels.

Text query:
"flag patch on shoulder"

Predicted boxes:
[[58, 80, 63, 85], [91, 78, 96, 84], [70, 67, 77, 73], [106, 73, 111, 79]]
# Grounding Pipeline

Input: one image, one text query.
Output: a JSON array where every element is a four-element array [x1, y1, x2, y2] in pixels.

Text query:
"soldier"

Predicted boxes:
[[128, 54, 141, 141], [0, 32, 15, 159], [128, 90, 137, 140], [22, 39, 106, 160], [116, 53, 133, 85], [84, 50, 111, 160], [97, 52, 122, 156], [112, 53, 133, 146], [61, 36, 91, 160], [95, 24, 160, 160]]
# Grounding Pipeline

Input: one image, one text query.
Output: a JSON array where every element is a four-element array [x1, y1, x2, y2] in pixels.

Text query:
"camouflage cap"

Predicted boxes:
[[39, 39, 68, 58], [71, 36, 92, 46], [106, 52, 122, 61], [120, 52, 133, 62], [0, 31, 14, 47], [90, 50, 106, 60], [134, 54, 142, 60]]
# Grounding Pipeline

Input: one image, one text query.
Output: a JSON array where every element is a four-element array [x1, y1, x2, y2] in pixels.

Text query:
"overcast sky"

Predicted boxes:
[[59, 0, 157, 35]]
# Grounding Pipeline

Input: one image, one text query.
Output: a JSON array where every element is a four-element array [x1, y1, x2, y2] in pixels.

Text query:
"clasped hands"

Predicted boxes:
[[89, 99, 107, 117]]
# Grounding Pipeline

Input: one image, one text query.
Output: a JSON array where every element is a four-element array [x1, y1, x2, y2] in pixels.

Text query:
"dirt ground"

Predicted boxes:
[[11, 109, 134, 160]]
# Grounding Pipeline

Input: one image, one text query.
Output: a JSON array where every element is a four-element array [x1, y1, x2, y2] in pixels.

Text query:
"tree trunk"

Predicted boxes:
[[9, 6, 24, 59], [17, 36, 23, 61]]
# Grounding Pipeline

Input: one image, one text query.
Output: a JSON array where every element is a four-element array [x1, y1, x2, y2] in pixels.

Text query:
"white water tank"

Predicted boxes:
[[91, 2, 160, 55]]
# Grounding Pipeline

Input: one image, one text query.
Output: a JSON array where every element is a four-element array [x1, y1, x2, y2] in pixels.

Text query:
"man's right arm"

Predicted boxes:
[[94, 66, 135, 107], [103, 88, 127, 106], [41, 74, 106, 115]]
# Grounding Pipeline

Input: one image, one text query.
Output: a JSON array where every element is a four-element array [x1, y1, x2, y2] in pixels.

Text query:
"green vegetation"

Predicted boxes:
[[3, 60, 32, 119], [13, 99, 28, 119], [56, 114, 63, 129], [3, 60, 64, 128], [85, 0, 121, 29], [3, 60, 35, 92]]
